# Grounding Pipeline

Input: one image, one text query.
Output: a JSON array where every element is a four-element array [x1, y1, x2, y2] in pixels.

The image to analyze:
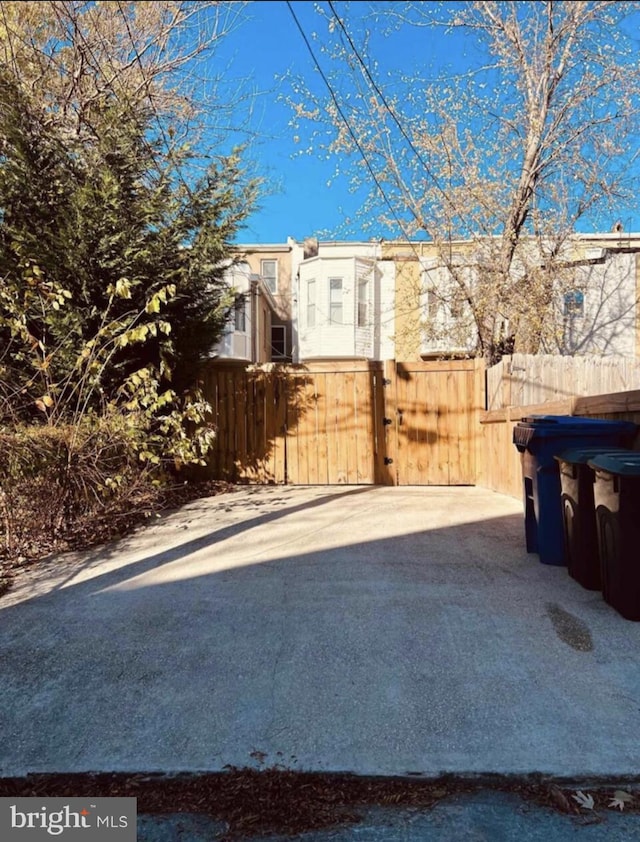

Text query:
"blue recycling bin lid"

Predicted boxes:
[[588, 453, 640, 476], [554, 446, 632, 466], [513, 415, 637, 450], [523, 415, 593, 423]]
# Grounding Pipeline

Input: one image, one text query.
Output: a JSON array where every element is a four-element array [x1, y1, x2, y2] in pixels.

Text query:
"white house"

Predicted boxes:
[[415, 233, 640, 358], [295, 241, 396, 362], [549, 242, 639, 356]]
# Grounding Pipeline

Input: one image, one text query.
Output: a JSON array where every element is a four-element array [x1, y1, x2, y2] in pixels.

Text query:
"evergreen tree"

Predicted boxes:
[[0, 73, 257, 420]]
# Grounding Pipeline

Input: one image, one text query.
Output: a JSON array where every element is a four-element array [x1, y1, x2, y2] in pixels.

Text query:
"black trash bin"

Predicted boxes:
[[554, 447, 631, 590], [588, 453, 640, 621], [512, 416, 637, 565]]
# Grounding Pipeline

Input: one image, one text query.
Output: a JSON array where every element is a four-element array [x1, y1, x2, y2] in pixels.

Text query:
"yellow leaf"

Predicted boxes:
[[115, 278, 132, 299], [41, 395, 54, 407], [146, 297, 161, 314]]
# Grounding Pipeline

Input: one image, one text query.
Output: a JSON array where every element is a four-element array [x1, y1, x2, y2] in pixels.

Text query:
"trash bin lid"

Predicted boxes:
[[554, 446, 632, 465], [588, 453, 640, 476], [513, 416, 636, 450], [520, 414, 636, 432], [521, 414, 589, 424]]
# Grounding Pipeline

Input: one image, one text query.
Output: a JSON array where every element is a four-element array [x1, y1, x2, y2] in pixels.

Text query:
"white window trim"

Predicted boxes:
[[307, 278, 316, 327], [261, 259, 278, 294], [329, 277, 343, 325], [357, 276, 369, 327]]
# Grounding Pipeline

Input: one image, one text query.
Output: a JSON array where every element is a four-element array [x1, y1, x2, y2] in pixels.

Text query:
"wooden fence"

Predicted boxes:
[[203, 358, 640, 495], [202, 359, 484, 486], [486, 354, 640, 410], [202, 361, 386, 485], [477, 390, 640, 499]]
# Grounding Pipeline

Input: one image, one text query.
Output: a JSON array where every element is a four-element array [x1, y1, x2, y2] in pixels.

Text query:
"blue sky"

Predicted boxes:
[[214, 0, 367, 244], [211, 1, 640, 245], [212, 0, 461, 244]]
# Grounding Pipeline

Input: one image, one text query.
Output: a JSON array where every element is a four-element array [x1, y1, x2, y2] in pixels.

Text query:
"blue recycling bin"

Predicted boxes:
[[512, 416, 637, 565]]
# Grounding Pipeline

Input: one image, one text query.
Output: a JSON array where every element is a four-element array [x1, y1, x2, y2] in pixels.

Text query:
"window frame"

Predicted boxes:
[[563, 288, 585, 318], [234, 294, 247, 333], [271, 325, 287, 359], [307, 278, 316, 327], [329, 277, 343, 325], [425, 286, 440, 319], [261, 259, 278, 294], [357, 275, 369, 327]]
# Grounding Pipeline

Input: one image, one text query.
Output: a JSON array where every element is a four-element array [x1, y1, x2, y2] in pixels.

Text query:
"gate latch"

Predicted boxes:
[[383, 417, 393, 425]]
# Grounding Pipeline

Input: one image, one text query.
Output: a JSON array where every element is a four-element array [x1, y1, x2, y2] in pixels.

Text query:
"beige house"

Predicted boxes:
[[233, 237, 304, 361]]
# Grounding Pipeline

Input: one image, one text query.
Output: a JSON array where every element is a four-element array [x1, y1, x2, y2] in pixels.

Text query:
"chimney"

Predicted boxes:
[[303, 237, 319, 259]]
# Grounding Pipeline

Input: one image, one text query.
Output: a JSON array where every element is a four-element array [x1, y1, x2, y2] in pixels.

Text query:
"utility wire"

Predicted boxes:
[[287, 2, 478, 323], [286, 0, 419, 248], [326, 0, 449, 205]]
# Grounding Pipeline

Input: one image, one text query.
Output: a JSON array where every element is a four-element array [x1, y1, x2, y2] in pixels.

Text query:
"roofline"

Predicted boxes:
[[234, 232, 640, 252], [233, 244, 292, 253]]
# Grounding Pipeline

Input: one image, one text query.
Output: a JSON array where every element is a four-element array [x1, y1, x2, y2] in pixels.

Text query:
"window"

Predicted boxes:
[[307, 278, 316, 327], [263, 307, 268, 353], [449, 292, 463, 319], [425, 287, 439, 318], [564, 289, 584, 318], [329, 277, 343, 324], [357, 275, 369, 327], [271, 325, 286, 359], [234, 295, 246, 332], [261, 259, 277, 294]]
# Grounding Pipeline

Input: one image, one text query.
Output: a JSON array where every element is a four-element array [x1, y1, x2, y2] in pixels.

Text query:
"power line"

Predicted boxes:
[[286, 0, 420, 247], [326, 0, 448, 205]]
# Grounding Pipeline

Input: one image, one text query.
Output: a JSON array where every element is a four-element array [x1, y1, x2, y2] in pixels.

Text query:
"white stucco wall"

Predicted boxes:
[[418, 244, 638, 357], [420, 258, 477, 356]]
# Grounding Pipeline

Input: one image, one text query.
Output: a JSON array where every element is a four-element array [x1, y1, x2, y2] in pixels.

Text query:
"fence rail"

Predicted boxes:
[[486, 354, 640, 410], [477, 389, 640, 499]]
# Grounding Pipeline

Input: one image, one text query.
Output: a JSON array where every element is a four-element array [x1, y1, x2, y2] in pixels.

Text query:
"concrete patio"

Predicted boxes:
[[2, 485, 640, 779]]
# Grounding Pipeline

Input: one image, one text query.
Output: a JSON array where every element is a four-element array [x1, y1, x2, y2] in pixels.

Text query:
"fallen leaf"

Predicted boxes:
[[573, 791, 595, 810], [609, 790, 633, 811], [549, 784, 573, 813]]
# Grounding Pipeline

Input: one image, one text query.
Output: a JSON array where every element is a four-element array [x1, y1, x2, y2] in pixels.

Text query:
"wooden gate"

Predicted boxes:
[[202, 359, 483, 486], [383, 360, 482, 485]]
